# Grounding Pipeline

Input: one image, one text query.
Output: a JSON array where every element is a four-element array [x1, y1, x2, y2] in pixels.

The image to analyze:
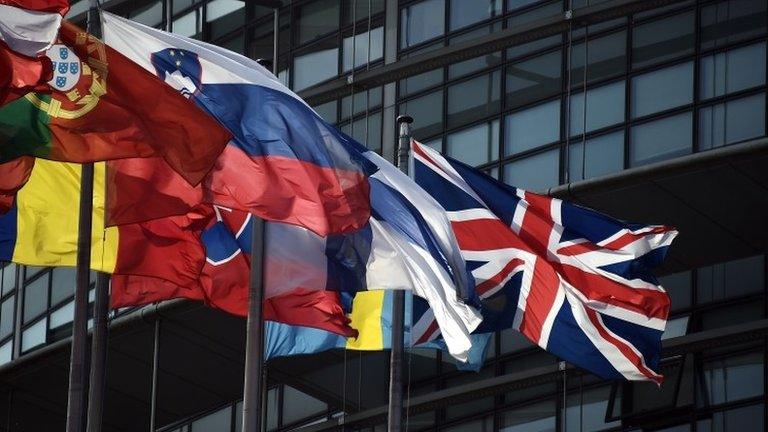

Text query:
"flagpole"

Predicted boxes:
[[66, 2, 99, 430], [86, 273, 110, 432], [242, 8, 278, 432], [388, 115, 413, 432]]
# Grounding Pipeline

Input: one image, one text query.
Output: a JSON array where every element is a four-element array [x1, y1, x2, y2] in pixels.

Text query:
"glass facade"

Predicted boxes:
[[17, 0, 763, 431]]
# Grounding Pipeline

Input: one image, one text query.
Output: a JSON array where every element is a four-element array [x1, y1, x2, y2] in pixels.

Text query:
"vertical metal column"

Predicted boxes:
[[65, 5, 99, 430], [86, 273, 111, 432], [388, 115, 413, 432], [241, 215, 266, 432], [149, 320, 161, 432]]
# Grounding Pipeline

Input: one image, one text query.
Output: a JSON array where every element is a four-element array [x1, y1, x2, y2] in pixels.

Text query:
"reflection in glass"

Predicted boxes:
[[343, 26, 383, 72], [401, 0, 445, 49], [700, 0, 767, 50], [499, 400, 556, 432], [282, 385, 327, 425], [399, 90, 444, 139], [1, 263, 16, 295], [505, 99, 560, 155], [632, 62, 693, 118], [130, 1, 163, 28], [700, 42, 766, 100], [567, 131, 624, 181], [699, 94, 765, 150], [696, 403, 764, 432], [630, 112, 692, 166], [297, 0, 340, 45], [0, 341, 10, 365], [21, 318, 46, 352], [173, 9, 200, 38], [191, 406, 231, 431], [507, 50, 562, 109], [503, 149, 559, 192], [23, 273, 48, 324], [206, 0, 245, 39], [447, 71, 501, 128], [566, 386, 620, 431], [0, 296, 13, 339], [569, 81, 625, 136], [449, 0, 502, 31], [447, 120, 500, 167], [51, 267, 76, 306], [701, 352, 764, 406], [293, 41, 339, 91], [570, 31, 626, 86], [696, 255, 764, 303], [658, 271, 692, 311], [632, 11, 694, 69]]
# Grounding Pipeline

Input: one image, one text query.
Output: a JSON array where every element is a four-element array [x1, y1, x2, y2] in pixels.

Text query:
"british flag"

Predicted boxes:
[[411, 141, 677, 383]]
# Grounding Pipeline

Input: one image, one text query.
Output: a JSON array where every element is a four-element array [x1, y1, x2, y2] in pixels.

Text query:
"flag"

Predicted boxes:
[[111, 206, 358, 337], [0, 0, 69, 57], [0, 156, 33, 213], [101, 12, 373, 235], [0, 41, 53, 106], [0, 160, 207, 293], [0, 21, 231, 187], [412, 141, 677, 383]]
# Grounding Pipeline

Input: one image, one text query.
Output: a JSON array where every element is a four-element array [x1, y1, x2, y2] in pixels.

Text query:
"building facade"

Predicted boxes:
[[0, 0, 767, 431]]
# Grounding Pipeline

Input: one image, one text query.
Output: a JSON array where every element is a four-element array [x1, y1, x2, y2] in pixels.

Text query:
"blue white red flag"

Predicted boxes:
[[412, 141, 677, 383], [101, 12, 373, 236]]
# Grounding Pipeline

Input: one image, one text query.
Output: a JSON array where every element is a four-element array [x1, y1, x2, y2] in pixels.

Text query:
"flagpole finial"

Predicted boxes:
[[396, 115, 413, 125]]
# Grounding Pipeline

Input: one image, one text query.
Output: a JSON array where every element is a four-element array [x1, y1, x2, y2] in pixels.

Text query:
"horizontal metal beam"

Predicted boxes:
[[298, 0, 688, 106], [294, 319, 768, 432], [548, 137, 768, 199]]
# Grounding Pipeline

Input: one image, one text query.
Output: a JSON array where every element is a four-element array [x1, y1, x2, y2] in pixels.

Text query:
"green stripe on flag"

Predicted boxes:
[[0, 95, 53, 162]]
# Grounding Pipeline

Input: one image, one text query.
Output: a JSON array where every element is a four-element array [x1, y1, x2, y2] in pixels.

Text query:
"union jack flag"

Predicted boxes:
[[411, 141, 677, 383]]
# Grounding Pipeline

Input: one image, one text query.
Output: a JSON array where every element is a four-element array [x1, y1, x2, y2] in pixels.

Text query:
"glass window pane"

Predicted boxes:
[[570, 31, 626, 86], [21, 317, 46, 352], [632, 62, 693, 118], [130, 1, 163, 28], [447, 70, 501, 128], [503, 149, 560, 191], [50, 301, 74, 330], [399, 68, 443, 97], [1, 263, 16, 295], [349, 112, 382, 153], [658, 271, 692, 311], [207, 0, 245, 39], [443, 416, 493, 432], [700, 42, 766, 100], [566, 386, 619, 432], [567, 131, 624, 181], [266, 388, 278, 431], [297, 0, 340, 45], [700, 0, 767, 50], [399, 90, 444, 139], [699, 93, 765, 151], [505, 100, 560, 155], [400, 0, 445, 49], [632, 11, 694, 69], [173, 9, 200, 38], [696, 255, 764, 303], [312, 101, 337, 124], [449, 0, 502, 31], [449, 25, 503, 79], [293, 40, 339, 91], [701, 352, 764, 406], [0, 340, 11, 365], [191, 406, 231, 432], [662, 316, 689, 339], [23, 273, 48, 324], [569, 81, 625, 136], [343, 0, 385, 26], [447, 120, 500, 167], [506, 50, 562, 109], [282, 385, 327, 425], [51, 267, 76, 306], [700, 300, 764, 331], [0, 296, 14, 339], [343, 26, 383, 72], [630, 112, 692, 166], [697, 404, 765, 432], [499, 400, 556, 432]]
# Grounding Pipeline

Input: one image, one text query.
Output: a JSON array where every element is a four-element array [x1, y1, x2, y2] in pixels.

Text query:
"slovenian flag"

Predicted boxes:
[[101, 12, 374, 237]]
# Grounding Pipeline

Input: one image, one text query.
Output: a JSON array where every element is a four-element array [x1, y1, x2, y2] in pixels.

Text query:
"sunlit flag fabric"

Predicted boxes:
[[411, 141, 678, 383], [0, 41, 53, 106], [0, 160, 207, 292], [101, 12, 373, 236]]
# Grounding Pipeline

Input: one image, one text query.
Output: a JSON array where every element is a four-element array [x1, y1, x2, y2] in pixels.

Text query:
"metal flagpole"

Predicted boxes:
[[149, 320, 161, 432], [86, 273, 110, 432], [66, 2, 100, 430], [388, 115, 413, 432], [242, 7, 278, 432]]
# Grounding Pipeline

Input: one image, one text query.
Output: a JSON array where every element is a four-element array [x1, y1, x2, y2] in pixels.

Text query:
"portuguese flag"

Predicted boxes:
[[0, 21, 231, 187]]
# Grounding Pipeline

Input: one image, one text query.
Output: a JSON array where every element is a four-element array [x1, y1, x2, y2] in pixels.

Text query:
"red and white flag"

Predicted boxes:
[[0, 0, 69, 56]]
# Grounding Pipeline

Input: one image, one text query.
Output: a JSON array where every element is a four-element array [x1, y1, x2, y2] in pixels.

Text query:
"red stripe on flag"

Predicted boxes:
[[601, 226, 673, 250], [476, 258, 524, 296], [584, 307, 663, 384], [451, 219, 529, 251], [555, 263, 669, 320], [516, 192, 554, 257], [518, 257, 561, 345], [557, 241, 600, 256], [415, 320, 440, 345]]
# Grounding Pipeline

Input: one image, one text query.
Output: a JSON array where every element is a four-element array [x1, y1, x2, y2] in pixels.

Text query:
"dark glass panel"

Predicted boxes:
[[632, 11, 695, 69], [630, 112, 693, 166], [699, 93, 765, 150], [23, 273, 48, 324], [700, 42, 766, 100], [449, 0, 502, 31], [506, 50, 562, 109], [503, 149, 560, 191], [570, 31, 626, 86], [631, 62, 693, 118], [447, 70, 501, 128], [400, 0, 445, 49], [567, 130, 624, 181], [700, 0, 767, 51], [696, 255, 764, 303], [297, 0, 340, 45], [399, 90, 444, 139]]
